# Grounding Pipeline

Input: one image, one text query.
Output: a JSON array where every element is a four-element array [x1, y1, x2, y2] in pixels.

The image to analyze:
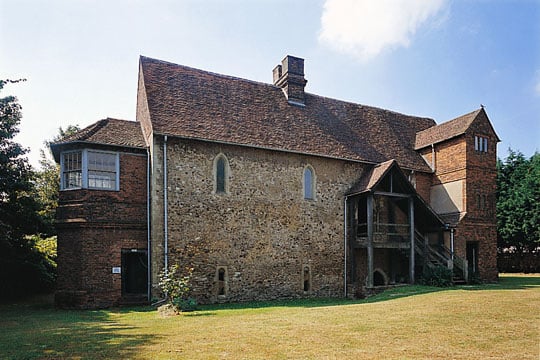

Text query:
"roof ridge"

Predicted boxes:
[[140, 55, 436, 172], [414, 108, 484, 149], [103, 117, 135, 123], [140, 55, 280, 90], [141, 56, 434, 123], [83, 118, 109, 140]]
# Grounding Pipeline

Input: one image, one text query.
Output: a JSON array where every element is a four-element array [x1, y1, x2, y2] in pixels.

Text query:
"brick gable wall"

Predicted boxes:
[[428, 113, 499, 281], [55, 151, 148, 308]]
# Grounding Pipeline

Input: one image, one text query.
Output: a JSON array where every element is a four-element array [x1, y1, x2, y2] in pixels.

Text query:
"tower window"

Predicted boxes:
[[474, 136, 488, 153]]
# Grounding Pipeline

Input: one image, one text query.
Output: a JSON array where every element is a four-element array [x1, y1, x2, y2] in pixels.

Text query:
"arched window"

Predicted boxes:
[[216, 266, 229, 298], [214, 154, 229, 194], [303, 265, 311, 292], [218, 267, 226, 296], [303, 166, 315, 200]]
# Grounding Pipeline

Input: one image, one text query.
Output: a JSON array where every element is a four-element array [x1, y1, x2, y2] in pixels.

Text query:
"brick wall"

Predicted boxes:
[[55, 150, 148, 308], [415, 172, 432, 203], [429, 112, 499, 282]]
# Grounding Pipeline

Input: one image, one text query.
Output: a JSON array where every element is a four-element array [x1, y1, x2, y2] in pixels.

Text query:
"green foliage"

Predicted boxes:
[[35, 125, 80, 236], [29, 234, 57, 264], [34, 152, 59, 236], [0, 79, 56, 299], [158, 264, 196, 312], [497, 149, 540, 254], [420, 265, 453, 287]]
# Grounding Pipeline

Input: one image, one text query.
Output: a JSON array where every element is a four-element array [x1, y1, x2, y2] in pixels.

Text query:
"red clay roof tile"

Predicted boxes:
[[54, 118, 146, 149], [414, 109, 483, 150], [139, 56, 436, 172]]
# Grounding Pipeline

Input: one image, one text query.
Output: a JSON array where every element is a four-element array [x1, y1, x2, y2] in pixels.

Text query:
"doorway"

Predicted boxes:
[[122, 249, 148, 295]]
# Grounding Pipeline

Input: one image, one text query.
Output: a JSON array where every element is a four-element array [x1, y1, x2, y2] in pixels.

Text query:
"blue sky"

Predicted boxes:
[[1, 0, 539, 167]]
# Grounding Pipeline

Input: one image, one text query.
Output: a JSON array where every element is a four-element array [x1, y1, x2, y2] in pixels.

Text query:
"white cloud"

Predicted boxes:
[[319, 0, 448, 61]]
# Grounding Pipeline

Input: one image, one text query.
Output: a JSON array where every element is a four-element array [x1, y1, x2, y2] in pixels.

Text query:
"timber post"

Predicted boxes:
[[367, 194, 374, 288], [409, 196, 415, 284]]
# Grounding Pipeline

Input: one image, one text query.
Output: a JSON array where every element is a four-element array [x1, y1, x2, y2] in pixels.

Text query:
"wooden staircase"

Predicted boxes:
[[414, 231, 468, 285]]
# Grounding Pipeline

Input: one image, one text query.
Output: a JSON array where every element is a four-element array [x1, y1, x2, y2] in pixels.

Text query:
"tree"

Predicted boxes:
[[0, 79, 55, 298], [497, 149, 540, 254], [0, 79, 40, 241], [35, 125, 80, 236]]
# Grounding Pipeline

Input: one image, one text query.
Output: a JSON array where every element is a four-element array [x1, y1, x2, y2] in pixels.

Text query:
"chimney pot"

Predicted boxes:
[[272, 64, 282, 85], [273, 55, 307, 106]]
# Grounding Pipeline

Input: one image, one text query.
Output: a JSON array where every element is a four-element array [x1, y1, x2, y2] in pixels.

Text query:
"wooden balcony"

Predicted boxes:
[[353, 223, 411, 249]]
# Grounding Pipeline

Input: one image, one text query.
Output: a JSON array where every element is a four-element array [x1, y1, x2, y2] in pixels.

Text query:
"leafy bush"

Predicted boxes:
[[0, 235, 57, 301], [420, 265, 453, 287], [158, 264, 196, 312]]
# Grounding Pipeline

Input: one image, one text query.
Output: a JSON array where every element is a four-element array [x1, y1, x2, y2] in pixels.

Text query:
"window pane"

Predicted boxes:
[[87, 152, 117, 190], [64, 152, 82, 171], [63, 171, 82, 188], [88, 152, 116, 172], [304, 168, 313, 199], [216, 157, 226, 193], [88, 171, 115, 189], [62, 152, 82, 189]]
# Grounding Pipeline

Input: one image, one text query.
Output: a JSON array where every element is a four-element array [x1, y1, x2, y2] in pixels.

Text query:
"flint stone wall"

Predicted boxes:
[[151, 137, 369, 303]]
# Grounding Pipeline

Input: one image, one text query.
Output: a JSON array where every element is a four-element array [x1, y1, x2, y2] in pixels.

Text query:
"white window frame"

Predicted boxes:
[[60, 149, 119, 191], [60, 150, 83, 190], [474, 135, 488, 153]]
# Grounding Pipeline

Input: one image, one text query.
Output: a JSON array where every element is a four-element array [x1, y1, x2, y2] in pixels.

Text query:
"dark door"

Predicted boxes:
[[466, 242, 479, 275], [122, 250, 148, 295]]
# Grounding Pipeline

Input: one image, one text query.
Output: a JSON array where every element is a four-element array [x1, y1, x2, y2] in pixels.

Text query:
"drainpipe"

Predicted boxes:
[[431, 144, 436, 171], [343, 196, 348, 298], [450, 228, 454, 262], [146, 148, 151, 302], [163, 135, 168, 272]]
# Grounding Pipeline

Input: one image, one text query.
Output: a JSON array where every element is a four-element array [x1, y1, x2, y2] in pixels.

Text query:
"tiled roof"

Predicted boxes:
[[346, 159, 396, 195], [346, 159, 445, 229], [414, 109, 483, 150], [139, 56, 436, 172], [54, 118, 147, 149]]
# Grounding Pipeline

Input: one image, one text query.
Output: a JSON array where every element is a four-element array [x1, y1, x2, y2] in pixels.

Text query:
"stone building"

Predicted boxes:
[[51, 55, 499, 308]]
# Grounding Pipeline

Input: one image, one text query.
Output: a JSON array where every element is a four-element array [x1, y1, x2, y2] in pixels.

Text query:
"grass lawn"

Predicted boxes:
[[1, 274, 538, 359]]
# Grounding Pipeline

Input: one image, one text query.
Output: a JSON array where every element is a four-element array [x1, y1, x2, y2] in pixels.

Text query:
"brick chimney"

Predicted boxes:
[[273, 55, 307, 106]]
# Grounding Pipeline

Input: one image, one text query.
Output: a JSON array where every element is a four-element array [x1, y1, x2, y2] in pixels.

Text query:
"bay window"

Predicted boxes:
[[61, 150, 119, 190]]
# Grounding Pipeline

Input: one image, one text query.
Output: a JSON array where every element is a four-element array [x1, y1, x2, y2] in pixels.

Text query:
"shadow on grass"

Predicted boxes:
[[459, 273, 540, 291], [196, 285, 447, 313], [195, 274, 540, 313], [0, 301, 159, 360]]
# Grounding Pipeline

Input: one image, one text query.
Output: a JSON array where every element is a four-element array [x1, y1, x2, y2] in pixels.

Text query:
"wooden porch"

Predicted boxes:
[[344, 160, 468, 293]]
